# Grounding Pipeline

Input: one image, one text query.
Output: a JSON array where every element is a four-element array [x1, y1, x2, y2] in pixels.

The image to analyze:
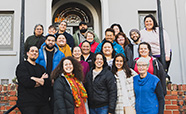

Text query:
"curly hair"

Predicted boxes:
[[51, 56, 83, 81], [112, 54, 132, 78]]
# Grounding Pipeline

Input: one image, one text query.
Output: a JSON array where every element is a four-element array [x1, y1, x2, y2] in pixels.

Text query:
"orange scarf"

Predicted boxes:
[[64, 73, 87, 107]]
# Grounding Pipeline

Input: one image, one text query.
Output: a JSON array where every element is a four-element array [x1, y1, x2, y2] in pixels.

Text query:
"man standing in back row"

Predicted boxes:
[[95, 28, 125, 57], [24, 24, 45, 58], [73, 21, 100, 46], [125, 29, 141, 68], [56, 21, 75, 49]]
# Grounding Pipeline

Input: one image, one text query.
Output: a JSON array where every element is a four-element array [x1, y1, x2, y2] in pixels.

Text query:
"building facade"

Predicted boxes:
[[0, 0, 186, 84]]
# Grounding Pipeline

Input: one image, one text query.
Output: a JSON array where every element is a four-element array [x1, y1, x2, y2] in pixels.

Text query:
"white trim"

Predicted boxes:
[[0, 51, 17, 56], [100, 0, 109, 39], [46, 0, 52, 29], [174, 0, 186, 83]]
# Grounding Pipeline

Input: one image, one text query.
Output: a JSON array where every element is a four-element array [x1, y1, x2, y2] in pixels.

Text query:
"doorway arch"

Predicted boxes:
[[52, 0, 101, 38]]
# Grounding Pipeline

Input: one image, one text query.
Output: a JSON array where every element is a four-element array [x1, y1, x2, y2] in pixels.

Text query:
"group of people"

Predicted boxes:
[[16, 14, 171, 114]]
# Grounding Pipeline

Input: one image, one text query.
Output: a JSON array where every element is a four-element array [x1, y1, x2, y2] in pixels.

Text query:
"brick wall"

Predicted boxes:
[[164, 84, 186, 114], [0, 83, 186, 114], [0, 84, 20, 114]]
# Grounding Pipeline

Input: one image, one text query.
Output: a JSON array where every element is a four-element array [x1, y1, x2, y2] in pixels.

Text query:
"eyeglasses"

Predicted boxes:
[[137, 64, 148, 67]]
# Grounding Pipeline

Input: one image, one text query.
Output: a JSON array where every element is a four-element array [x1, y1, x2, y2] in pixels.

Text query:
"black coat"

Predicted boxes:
[[153, 58, 167, 96], [125, 44, 138, 68], [85, 67, 117, 113], [53, 75, 74, 114], [81, 52, 95, 69]]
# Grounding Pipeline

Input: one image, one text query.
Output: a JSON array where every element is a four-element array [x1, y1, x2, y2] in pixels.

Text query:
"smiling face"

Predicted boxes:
[[48, 27, 56, 35], [145, 17, 154, 31], [137, 61, 149, 75], [72, 47, 82, 59], [115, 56, 124, 71], [86, 32, 94, 42], [95, 54, 104, 69], [27, 46, 39, 61], [105, 31, 115, 43], [56, 35, 66, 47], [63, 59, 73, 74], [113, 26, 120, 35], [34, 25, 43, 36], [102, 42, 113, 56], [59, 21, 67, 32], [130, 31, 140, 42], [81, 42, 91, 55], [117, 35, 125, 45], [139, 44, 150, 57]]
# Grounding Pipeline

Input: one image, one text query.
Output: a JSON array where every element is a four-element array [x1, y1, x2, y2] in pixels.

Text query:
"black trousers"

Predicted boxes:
[[18, 104, 52, 114]]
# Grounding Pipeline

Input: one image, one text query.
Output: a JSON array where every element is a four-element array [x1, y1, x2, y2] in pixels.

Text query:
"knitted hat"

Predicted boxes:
[[129, 29, 140, 38]]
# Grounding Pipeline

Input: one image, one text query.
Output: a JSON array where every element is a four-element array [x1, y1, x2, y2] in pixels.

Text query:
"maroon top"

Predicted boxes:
[[80, 60, 90, 82]]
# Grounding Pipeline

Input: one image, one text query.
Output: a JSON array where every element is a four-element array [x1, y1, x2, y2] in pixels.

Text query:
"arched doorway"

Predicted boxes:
[[53, 2, 94, 35], [47, 0, 109, 39]]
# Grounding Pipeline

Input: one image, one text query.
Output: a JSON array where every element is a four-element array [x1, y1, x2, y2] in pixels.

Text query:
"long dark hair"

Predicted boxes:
[[138, 42, 152, 56], [115, 32, 130, 50], [110, 23, 124, 33], [51, 56, 83, 81], [101, 40, 116, 58], [144, 14, 158, 31], [112, 54, 132, 78], [92, 52, 108, 69]]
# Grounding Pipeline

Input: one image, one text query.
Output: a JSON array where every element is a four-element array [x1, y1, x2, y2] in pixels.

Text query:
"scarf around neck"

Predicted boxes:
[[64, 73, 87, 107]]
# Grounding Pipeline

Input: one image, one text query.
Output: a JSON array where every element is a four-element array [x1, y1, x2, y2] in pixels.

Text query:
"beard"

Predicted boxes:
[[30, 58, 36, 61], [132, 37, 140, 42], [80, 28, 87, 33], [46, 44, 55, 49]]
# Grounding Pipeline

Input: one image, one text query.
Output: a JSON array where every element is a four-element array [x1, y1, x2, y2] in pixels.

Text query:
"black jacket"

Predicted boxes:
[[81, 52, 95, 69], [152, 58, 167, 96], [85, 67, 117, 113], [125, 44, 138, 68], [53, 74, 74, 114]]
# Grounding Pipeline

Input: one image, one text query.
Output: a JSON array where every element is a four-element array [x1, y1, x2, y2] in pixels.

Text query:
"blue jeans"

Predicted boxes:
[[89, 105, 108, 114]]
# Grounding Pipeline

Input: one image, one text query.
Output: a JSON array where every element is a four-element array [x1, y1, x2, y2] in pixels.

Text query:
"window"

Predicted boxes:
[[138, 11, 156, 30], [1, 79, 9, 85], [0, 11, 14, 51]]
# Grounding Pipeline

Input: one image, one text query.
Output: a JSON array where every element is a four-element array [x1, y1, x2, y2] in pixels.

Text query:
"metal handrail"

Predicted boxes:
[[4, 104, 17, 114]]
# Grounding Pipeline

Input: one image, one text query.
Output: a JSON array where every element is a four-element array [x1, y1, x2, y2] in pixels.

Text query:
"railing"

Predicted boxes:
[[4, 104, 17, 114]]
